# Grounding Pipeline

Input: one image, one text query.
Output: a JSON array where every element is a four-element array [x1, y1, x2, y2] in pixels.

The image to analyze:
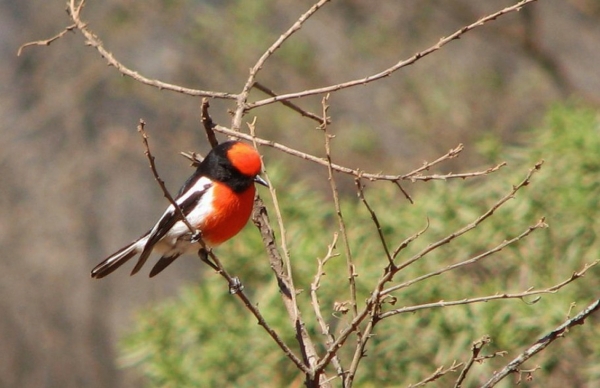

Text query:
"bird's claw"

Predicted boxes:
[[229, 277, 244, 294]]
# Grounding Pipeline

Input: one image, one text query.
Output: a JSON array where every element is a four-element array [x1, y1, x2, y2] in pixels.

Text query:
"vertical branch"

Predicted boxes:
[[247, 120, 299, 319], [320, 96, 358, 317], [247, 121, 330, 387], [453, 336, 491, 388], [319, 97, 367, 386], [310, 233, 346, 384], [200, 98, 219, 148]]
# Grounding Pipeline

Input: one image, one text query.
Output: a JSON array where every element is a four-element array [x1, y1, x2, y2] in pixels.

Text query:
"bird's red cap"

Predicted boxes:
[[226, 142, 263, 177]]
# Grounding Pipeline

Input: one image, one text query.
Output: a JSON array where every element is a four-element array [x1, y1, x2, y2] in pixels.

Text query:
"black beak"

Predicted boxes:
[[254, 175, 269, 188]]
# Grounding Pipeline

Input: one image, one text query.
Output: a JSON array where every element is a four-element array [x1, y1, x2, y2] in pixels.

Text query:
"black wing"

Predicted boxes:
[[129, 178, 212, 276]]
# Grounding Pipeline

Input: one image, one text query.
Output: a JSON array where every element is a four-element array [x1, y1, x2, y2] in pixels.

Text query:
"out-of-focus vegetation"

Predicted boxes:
[[4, 0, 600, 386], [120, 104, 600, 387]]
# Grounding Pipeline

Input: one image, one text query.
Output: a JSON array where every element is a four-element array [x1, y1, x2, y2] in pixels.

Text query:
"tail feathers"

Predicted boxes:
[[149, 254, 182, 278], [91, 241, 140, 279], [130, 244, 155, 276]]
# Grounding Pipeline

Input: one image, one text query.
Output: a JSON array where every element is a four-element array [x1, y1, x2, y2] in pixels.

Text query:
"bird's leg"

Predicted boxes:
[[197, 247, 219, 272], [197, 248, 244, 294]]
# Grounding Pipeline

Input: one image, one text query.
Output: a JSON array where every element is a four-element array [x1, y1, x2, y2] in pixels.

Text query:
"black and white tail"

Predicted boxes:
[[91, 238, 144, 279]]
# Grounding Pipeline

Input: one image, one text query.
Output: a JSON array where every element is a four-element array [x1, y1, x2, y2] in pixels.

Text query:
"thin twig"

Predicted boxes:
[[254, 82, 328, 125], [319, 96, 362, 385], [392, 218, 430, 259], [407, 362, 463, 388], [310, 233, 346, 383], [407, 162, 507, 182], [403, 144, 465, 177], [394, 180, 414, 204], [247, 120, 300, 320], [246, 120, 325, 384], [17, 24, 77, 56], [247, 0, 539, 110], [321, 96, 358, 317], [355, 179, 393, 266], [454, 336, 491, 388], [480, 297, 600, 388]]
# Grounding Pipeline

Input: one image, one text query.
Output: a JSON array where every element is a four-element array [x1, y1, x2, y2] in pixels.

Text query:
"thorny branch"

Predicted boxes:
[[17, 23, 76, 56]]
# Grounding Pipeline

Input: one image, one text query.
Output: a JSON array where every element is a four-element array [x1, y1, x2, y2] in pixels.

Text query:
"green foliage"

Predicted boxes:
[[120, 104, 600, 387]]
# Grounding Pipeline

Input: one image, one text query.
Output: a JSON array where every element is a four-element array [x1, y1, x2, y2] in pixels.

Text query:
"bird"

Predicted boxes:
[[91, 140, 268, 279]]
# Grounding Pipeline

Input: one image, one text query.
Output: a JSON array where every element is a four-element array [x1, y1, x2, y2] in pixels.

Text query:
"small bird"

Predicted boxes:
[[91, 140, 268, 279]]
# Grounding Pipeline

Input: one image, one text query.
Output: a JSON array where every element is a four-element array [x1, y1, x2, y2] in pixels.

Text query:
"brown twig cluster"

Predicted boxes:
[[24, 0, 600, 387]]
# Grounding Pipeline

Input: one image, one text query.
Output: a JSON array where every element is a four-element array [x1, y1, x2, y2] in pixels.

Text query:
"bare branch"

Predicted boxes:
[[403, 144, 465, 178], [254, 82, 328, 125], [232, 0, 331, 129], [200, 99, 219, 148], [407, 162, 507, 182], [321, 96, 358, 317], [18, 24, 77, 56], [383, 218, 548, 296], [392, 218, 430, 259], [392, 161, 544, 275], [203, 248, 311, 375], [379, 261, 599, 319], [355, 179, 393, 265], [247, 0, 539, 109], [454, 336, 491, 388], [480, 297, 600, 388], [407, 361, 463, 388], [310, 233, 345, 382], [213, 126, 506, 182], [66, 0, 236, 99], [137, 119, 196, 235]]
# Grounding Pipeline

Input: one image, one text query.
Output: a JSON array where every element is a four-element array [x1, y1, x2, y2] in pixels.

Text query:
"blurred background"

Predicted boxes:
[[2, 0, 600, 387]]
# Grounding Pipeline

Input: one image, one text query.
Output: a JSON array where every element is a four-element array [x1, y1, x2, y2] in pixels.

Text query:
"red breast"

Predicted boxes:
[[200, 182, 256, 245]]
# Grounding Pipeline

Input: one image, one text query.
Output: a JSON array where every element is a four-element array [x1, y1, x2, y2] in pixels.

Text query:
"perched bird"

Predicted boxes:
[[91, 141, 268, 279]]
